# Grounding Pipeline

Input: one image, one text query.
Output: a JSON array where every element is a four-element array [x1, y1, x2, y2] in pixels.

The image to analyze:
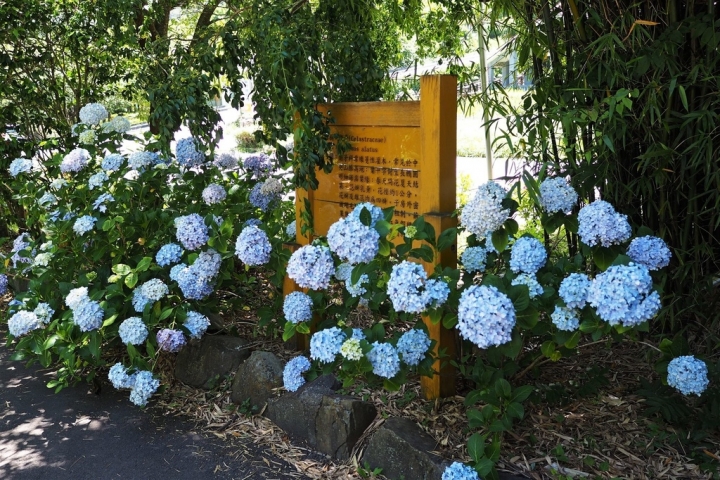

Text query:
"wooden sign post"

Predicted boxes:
[[286, 75, 457, 399]]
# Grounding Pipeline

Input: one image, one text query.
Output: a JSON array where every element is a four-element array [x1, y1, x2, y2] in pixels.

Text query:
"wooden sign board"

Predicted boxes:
[[288, 75, 458, 399]]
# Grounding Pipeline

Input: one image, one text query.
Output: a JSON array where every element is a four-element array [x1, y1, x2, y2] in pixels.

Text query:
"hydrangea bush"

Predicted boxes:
[[0, 103, 294, 405]]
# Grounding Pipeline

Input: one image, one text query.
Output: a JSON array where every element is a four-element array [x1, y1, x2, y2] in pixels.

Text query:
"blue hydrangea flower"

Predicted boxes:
[[109, 363, 136, 390], [34, 303, 54, 324], [104, 116, 131, 133], [510, 236, 547, 274], [175, 249, 222, 300], [397, 329, 431, 366], [101, 153, 125, 171], [0, 274, 8, 296], [60, 148, 90, 173], [387, 262, 448, 313], [183, 311, 210, 340], [460, 181, 509, 237], [132, 288, 152, 312], [577, 200, 631, 247], [243, 153, 272, 177], [327, 216, 380, 264], [283, 291, 314, 324], [73, 215, 97, 236], [283, 356, 311, 392], [37, 192, 57, 209], [511, 273, 544, 298], [214, 152, 238, 169], [235, 225, 272, 266], [286, 220, 296, 239], [119, 317, 149, 345], [287, 245, 334, 290], [72, 298, 104, 332], [310, 327, 346, 363], [442, 462, 480, 480], [10, 233, 34, 270], [587, 263, 661, 326], [461, 246, 487, 273], [156, 243, 183, 267], [457, 285, 516, 349], [559, 273, 592, 309], [366, 342, 401, 378], [424, 279, 450, 307], [249, 182, 279, 211], [202, 183, 227, 205], [244, 218, 262, 228], [65, 287, 89, 309], [346, 274, 369, 297], [350, 202, 384, 227], [551, 306, 580, 331], [175, 214, 209, 250], [128, 151, 157, 170], [176, 138, 205, 167], [129, 370, 160, 406], [627, 236, 672, 271], [140, 279, 169, 302], [351, 328, 366, 340], [156, 329, 186, 352], [667, 356, 709, 396], [539, 177, 578, 214], [8, 311, 42, 337], [335, 263, 353, 282], [92, 193, 114, 213], [79, 103, 108, 125], [9, 158, 33, 177], [169, 263, 186, 282]]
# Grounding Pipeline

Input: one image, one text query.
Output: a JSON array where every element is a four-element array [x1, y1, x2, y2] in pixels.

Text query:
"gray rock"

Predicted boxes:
[[316, 395, 377, 459], [231, 351, 283, 408], [206, 312, 227, 332], [362, 417, 444, 480], [174, 335, 251, 389]]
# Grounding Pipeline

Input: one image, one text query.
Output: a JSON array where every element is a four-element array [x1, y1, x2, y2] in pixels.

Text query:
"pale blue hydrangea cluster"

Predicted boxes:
[[235, 225, 272, 266], [129, 370, 160, 406], [509, 236, 547, 273], [176, 138, 205, 167], [551, 306, 580, 331], [243, 153, 272, 177], [78, 130, 96, 145], [0, 274, 8, 295], [397, 329, 431, 366], [66, 288, 103, 332], [352, 328, 366, 340], [101, 153, 125, 171], [340, 338, 364, 361], [539, 177, 578, 214], [287, 245, 334, 290], [283, 291, 314, 324], [183, 311, 210, 339], [156, 329, 186, 352], [310, 327, 346, 363], [327, 216, 380, 264], [558, 273, 592, 309], [128, 151, 156, 170], [140, 279, 169, 302], [175, 249, 222, 300], [202, 183, 227, 205], [92, 193, 114, 213], [175, 214, 209, 250], [9, 158, 33, 177], [60, 148, 90, 173], [156, 243, 183, 267], [587, 263, 661, 326], [260, 177, 283, 196], [577, 200, 631, 247], [511, 273, 544, 299], [350, 202, 384, 227], [79, 103, 108, 125], [244, 218, 262, 228], [119, 317, 149, 345], [460, 181, 509, 237], [667, 356, 709, 396], [335, 263, 353, 281], [104, 116, 131, 133], [346, 274, 369, 297], [109, 363, 136, 389], [286, 220, 296, 239], [37, 192, 57, 209], [442, 462, 479, 480], [65, 287, 88, 309], [283, 356, 311, 392], [34, 303, 54, 324], [457, 285, 516, 349], [367, 342, 401, 378], [132, 288, 152, 312], [73, 215, 96, 236], [627, 236, 672, 271], [11, 233, 34, 269], [387, 261, 449, 313], [214, 152, 238, 169], [8, 311, 42, 337], [461, 246, 487, 273], [249, 182, 279, 211]]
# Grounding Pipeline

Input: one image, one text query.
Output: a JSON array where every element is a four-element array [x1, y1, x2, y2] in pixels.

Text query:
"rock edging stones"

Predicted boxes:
[[175, 335, 251, 389]]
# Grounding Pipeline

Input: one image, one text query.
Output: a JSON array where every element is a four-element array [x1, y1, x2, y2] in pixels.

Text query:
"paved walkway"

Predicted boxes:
[[0, 344, 307, 480]]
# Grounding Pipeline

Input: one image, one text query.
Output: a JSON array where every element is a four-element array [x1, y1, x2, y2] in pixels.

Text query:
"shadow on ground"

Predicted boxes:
[[0, 345, 306, 480]]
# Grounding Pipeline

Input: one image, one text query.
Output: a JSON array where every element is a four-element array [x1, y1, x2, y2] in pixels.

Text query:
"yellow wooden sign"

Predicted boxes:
[[287, 75, 458, 399]]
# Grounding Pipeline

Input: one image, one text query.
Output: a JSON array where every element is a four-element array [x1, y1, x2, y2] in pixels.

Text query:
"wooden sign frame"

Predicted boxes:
[[285, 75, 458, 399]]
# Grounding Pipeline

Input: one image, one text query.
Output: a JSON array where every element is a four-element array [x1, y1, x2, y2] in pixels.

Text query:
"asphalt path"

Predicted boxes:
[[0, 344, 307, 480]]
